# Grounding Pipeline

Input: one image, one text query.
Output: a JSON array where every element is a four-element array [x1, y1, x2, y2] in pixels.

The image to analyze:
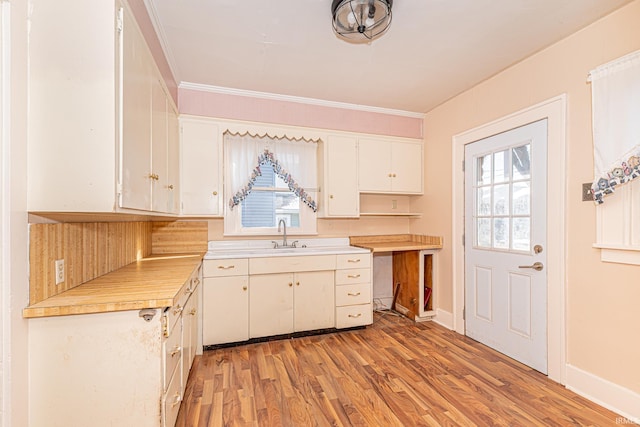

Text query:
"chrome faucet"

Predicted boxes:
[[278, 219, 288, 248]]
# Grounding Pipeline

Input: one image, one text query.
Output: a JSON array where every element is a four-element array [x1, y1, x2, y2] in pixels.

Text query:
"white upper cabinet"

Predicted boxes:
[[180, 117, 223, 216], [358, 137, 423, 194], [318, 135, 359, 217], [27, 0, 178, 215]]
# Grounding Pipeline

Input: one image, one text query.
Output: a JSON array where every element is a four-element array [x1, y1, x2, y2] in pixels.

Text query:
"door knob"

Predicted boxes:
[[518, 262, 544, 271]]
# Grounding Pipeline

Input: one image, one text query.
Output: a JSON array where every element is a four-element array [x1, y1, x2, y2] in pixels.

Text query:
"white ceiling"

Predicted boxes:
[[147, 0, 632, 114]]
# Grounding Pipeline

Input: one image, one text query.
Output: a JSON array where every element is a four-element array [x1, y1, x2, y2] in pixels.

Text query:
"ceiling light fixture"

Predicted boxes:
[[331, 0, 393, 43]]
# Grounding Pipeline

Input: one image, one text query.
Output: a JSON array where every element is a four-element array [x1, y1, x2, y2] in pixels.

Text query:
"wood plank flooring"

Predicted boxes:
[[176, 312, 621, 426]]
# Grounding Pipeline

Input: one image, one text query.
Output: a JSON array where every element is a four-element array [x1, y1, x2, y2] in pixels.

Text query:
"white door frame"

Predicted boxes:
[[452, 95, 567, 384]]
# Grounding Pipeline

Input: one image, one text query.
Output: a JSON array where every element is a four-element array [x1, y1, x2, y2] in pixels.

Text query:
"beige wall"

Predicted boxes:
[[412, 1, 640, 394]]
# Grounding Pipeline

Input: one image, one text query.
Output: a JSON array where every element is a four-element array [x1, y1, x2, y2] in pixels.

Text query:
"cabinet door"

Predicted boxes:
[[202, 277, 249, 345], [151, 79, 169, 212], [166, 104, 180, 214], [120, 10, 153, 211], [358, 138, 391, 192], [249, 273, 293, 338], [294, 271, 335, 332], [180, 119, 222, 215], [325, 135, 359, 217], [392, 142, 423, 193]]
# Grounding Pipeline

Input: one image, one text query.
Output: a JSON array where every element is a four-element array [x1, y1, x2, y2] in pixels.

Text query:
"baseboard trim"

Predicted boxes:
[[565, 364, 640, 422], [433, 308, 454, 330]]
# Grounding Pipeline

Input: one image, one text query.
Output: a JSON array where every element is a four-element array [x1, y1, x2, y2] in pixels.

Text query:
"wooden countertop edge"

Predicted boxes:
[[349, 234, 443, 252], [23, 253, 204, 319]]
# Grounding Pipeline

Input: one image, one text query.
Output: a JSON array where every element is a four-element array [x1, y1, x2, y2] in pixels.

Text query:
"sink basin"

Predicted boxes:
[[204, 238, 370, 259]]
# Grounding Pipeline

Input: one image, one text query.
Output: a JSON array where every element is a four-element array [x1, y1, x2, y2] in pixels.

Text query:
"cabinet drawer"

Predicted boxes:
[[203, 258, 248, 277], [336, 304, 373, 328], [163, 320, 182, 391], [164, 285, 189, 338], [335, 268, 370, 285], [162, 361, 182, 427], [336, 253, 371, 269], [250, 255, 335, 274], [336, 283, 371, 306]]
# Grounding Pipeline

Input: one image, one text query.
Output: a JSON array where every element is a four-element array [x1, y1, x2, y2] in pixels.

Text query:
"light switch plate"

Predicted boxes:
[[582, 183, 594, 202]]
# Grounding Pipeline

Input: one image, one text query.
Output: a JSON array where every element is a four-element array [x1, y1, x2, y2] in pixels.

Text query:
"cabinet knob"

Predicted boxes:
[[168, 184, 174, 190], [212, 191, 218, 196], [296, 281, 300, 286], [388, 173, 393, 177], [242, 286, 247, 291], [189, 308, 197, 316], [392, 173, 397, 177], [288, 282, 293, 287], [173, 305, 183, 315], [329, 195, 334, 199]]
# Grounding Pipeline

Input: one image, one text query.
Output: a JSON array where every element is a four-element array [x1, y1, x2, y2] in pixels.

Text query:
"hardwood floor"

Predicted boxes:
[[177, 312, 620, 426]]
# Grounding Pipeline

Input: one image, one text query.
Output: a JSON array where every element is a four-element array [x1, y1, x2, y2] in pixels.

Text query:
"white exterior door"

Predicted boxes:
[[464, 119, 548, 374]]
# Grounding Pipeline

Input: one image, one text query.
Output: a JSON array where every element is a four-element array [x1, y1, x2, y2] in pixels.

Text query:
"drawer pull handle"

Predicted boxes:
[[217, 265, 235, 270], [189, 308, 197, 316], [347, 274, 361, 278], [347, 259, 361, 263], [171, 392, 182, 407], [173, 305, 183, 315], [170, 346, 181, 357], [348, 313, 362, 318], [347, 292, 361, 296]]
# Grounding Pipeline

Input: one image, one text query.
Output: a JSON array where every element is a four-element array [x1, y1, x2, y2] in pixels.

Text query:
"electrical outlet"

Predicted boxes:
[[55, 259, 65, 285]]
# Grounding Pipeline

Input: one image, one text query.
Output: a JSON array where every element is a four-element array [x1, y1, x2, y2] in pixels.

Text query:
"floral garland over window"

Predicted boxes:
[[228, 149, 318, 212]]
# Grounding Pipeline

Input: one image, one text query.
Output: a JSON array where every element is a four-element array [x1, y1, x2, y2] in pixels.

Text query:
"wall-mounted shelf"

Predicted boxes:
[[359, 212, 422, 217]]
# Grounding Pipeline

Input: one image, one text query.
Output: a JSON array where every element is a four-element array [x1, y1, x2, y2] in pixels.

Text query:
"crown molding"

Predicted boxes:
[[142, 0, 180, 84], [179, 82, 425, 119]]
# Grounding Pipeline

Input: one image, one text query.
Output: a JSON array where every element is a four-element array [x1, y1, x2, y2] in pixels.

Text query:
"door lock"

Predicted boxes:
[[533, 245, 543, 254], [518, 262, 544, 271]]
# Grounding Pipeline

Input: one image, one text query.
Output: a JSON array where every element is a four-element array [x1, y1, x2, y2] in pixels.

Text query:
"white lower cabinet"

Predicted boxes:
[[202, 251, 372, 346], [249, 271, 335, 338], [28, 263, 202, 427]]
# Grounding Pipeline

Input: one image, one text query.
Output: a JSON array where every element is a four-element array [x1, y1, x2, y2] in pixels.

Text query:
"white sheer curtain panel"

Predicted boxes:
[[589, 49, 640, 204], [223, 132, 318, 210]]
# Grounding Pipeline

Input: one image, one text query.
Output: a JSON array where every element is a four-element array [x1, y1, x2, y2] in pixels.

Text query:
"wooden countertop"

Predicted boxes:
[[349, 234, 443, 253], [23, 253, 204, 319]]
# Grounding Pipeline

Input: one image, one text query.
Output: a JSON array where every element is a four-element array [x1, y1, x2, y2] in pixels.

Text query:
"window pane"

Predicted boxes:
[[477, 218, 491, 247], [512, 144, 531, 180], [275, 192, 300, 227], [493, 184, 509, 215], [477, 187, 491, 216], [242, 191, 275, 227], [477, 154, 492, 185], [512, 181, 530, 215], [493, 150, 509, 183], [512, 218, 530, 251], [493, 218, 510, 249]]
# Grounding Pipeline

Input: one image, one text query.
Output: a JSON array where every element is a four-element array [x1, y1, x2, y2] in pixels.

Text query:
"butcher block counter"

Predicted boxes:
[[23, 253, 204, 318], [349, 234, 443, 252]]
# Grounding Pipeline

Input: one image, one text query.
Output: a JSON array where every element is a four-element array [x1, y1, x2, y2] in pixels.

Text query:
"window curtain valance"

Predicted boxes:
[[223, 131, 319, 212], [589, 49, 640, 204]]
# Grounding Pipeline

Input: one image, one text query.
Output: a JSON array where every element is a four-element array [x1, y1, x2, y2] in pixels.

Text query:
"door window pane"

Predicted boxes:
[[477, 218, 492, 247], [477, 187, 491, 216], [512, 181, 530, 215], [477, 154, 492, 185], [512, 144, 531, 180], [493, 184, 509, 215], [493, 150, 509, 183], [512, 218, 530, 251], [493, 218, 510, 249]]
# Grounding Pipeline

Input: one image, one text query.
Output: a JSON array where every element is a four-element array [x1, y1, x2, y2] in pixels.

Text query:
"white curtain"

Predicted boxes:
[[589, 49, 640, 204], [223, 132, 318, 211]]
